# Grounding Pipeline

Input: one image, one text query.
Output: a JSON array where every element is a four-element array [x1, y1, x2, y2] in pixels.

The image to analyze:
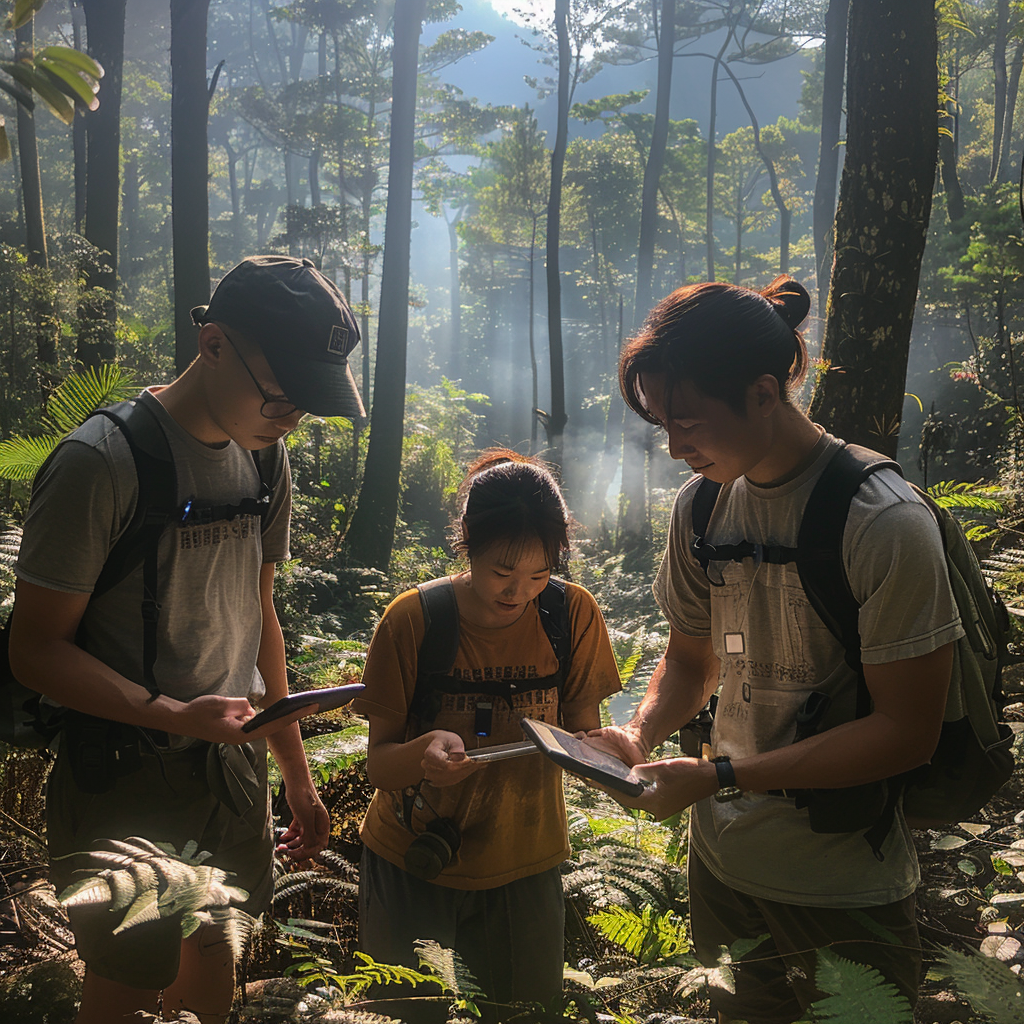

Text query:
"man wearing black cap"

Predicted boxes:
[[9, 257, 365, 1024]]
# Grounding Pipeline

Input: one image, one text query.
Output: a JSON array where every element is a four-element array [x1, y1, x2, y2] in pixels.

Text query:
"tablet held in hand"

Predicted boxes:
[[241, 683, 365, 733], [520, 718, 647, 797]]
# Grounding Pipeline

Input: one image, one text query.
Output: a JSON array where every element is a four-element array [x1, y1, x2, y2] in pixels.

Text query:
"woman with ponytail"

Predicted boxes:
[[351, 450, 620, 1022], [587, 277, 960, 1022]]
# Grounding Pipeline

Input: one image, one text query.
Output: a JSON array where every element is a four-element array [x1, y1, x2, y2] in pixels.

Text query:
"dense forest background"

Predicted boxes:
[[0, 0, 1018, 580], [2, 1, 1024, 1021]]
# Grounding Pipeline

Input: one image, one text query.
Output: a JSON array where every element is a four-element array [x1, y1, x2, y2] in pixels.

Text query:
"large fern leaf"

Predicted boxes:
[[414, 938, 484, 1001], [57, 836, 249, 949], [44, 364, 138, 435], [810, 949, 913, 1023], [938, 946, 1024, 1023], [0, 435, 58, 481]]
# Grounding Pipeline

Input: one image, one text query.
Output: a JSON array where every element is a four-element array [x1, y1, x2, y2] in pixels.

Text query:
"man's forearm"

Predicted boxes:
[[628, 648, 717, 756]]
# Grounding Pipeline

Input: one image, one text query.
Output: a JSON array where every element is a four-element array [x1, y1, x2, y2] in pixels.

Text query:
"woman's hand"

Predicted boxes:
[[422, 730, 482, 787]]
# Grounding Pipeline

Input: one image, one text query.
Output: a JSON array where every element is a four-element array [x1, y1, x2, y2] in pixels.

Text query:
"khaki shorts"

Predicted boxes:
[[688, 851, 921, 1024], [47, 736, 273, 990]]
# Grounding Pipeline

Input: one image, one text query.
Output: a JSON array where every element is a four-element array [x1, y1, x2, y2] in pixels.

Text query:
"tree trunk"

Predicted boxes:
[[15, 20, 46, 270], [529, 215, 539, 452], [542, 0, 570, 471], [991, 0, 1009, 183], [938, 75, 965, 223], [77, 0, 127, 368], [121, 155, 139, 298], [813, 0, 850, 321], [620, 0, 675, 551], [171, 0, 212, 375], [807, 0, 938, 457], [72, 1, 86, 235], [344, 0, 425, 571], [997, 38, 1024, 183], [448, 212, 462, 380]]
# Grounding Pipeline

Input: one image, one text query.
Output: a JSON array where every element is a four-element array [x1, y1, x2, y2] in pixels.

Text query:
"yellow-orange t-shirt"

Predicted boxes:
[[352, 580, 621, 889]]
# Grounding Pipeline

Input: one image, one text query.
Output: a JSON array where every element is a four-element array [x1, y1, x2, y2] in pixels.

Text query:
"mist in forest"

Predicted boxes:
[[0, 0, 1017, 557]]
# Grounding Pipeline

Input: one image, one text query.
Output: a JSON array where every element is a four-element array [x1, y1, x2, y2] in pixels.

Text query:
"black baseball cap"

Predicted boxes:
[[191, 255, 366, 419]]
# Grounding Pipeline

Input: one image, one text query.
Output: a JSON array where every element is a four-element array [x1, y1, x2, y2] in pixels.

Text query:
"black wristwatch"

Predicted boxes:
[[711, 755, 743, 802]]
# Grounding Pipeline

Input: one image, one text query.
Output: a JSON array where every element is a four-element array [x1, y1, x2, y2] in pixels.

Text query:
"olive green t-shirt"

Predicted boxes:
[[655, 433, 963, 908], [16, 389, 291, 707]]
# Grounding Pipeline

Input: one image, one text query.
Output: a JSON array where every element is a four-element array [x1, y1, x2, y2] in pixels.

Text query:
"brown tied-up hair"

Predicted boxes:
[[620, 275, 812, 419], [451, 448, 574, 572]]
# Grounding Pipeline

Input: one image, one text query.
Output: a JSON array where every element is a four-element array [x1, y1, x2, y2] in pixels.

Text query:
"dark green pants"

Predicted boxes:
[[688, 852, 921, 1024], [47, 737, 272, 990], [358, 846, 565, 1023]]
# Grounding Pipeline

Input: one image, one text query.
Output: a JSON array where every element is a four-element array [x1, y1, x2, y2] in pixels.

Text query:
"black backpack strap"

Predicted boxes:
[[690, 477, 798, 578], [537, 577, 571, 700], [90, 399, 180, 699], [409, 578, 461, 725], [796, 444, 901, 696], [410, 576, 575, 728]]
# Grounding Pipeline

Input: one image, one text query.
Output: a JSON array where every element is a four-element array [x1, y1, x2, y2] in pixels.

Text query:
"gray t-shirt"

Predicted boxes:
[[16, 389, 291, 705], [655, 432, 963, 907]]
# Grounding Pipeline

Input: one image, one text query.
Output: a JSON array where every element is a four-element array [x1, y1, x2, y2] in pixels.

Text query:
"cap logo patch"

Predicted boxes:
[[327, 325, 349, 355]]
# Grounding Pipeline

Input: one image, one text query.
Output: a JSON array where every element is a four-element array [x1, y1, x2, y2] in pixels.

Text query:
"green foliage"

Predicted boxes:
[[281, 938, 484, 1016], [563, 821, 686, 913], [587, 904, 688, 965], [935, 946, 1024, 1023], [0, 364, 138, 482], [806, 949, 914, 1023], [57, 836, 253, 958]]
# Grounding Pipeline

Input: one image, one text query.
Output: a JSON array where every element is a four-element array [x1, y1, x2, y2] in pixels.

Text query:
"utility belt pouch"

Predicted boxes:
[[63, 712, 143, 794], [679, 695, 717, 759], [799, 779, 890, 834]]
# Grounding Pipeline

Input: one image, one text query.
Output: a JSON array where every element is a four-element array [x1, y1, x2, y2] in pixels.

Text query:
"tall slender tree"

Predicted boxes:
[[77, 0, 127, 368], [542, 0, 571, 471], [808, 0, 938, 455], [171, 0, 213, 374], [345, 0, 426, 571], [620, 0, 676, 552]]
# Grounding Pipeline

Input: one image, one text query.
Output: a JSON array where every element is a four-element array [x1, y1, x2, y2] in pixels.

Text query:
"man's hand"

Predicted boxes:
[[276, 783, 331, 861], [584, 724, 649, 767], [604, 756, 720, 820], [173, 694, 309, 745], [422, 731, 481, 787]]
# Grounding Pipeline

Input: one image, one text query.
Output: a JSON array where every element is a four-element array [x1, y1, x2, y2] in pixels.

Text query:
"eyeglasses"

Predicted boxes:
[[222, 329, 302, 420]]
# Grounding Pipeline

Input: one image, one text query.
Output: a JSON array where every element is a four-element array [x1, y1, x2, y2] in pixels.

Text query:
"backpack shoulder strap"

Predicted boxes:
[[690, 478, 723, 572], [89, 398, 180, 698], [797, 443, 901, 687], [538, 577, 571, 694], [409, 578, 461, 724]]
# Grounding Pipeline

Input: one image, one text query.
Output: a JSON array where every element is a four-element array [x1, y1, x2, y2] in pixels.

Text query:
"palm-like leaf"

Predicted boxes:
[[44, 364, 137, 435], [0, 435, 58, 480]]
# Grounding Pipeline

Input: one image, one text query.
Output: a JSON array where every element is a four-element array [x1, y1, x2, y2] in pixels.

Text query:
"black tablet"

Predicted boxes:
[[241, 683, 365, 733], [520, 718, 647, 797]]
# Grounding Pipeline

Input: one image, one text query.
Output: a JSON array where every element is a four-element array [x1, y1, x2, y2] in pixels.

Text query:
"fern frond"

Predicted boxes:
[[587, 904, 687, 964], [43, 364, 138, 435], [0, 435, 58, 481], [811, 949, 914, 1022], [928, 480, 1006, 513], [938, 946, 1024, 1023], [414, 938, 484, 1000], [57, 836, 249, 950]]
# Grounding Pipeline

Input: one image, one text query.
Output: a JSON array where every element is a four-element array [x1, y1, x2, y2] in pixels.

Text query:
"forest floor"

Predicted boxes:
[[1, 729, 1023, 1024]]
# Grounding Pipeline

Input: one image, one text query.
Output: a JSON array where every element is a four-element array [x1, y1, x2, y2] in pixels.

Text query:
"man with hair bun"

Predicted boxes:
[[587, 277, 960, 1022]]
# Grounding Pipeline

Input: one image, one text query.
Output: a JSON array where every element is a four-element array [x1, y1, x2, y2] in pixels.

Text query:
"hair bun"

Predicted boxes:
[[762, 276, 811, 330]]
